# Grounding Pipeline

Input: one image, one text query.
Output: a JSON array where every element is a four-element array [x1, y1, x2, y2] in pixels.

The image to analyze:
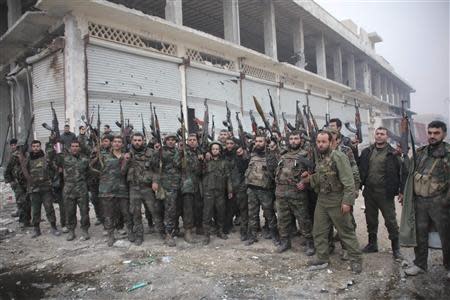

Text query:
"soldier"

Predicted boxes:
[[91, 136, 133, 246], [180, 133, 203, 243], [225, 138, 250, 241], [19, 140, 60, 238], [300, 131, 362, 273], [202, 142, 233, 245], [4, 139, 31, 228], [60, 125, 77, 151], [275, 131, 315, 255], [153, 133, 182, 247], [103, 124, 113, 140], [123, 133, 160, 246], [244, 134, 279, 246], [56, 140, 90, 241], [405, 121, 449, 280], [359, 127, 405, 259], [329, 118, 358, 160], [218, 129, 230, 145], [77, 126, 91, 154]]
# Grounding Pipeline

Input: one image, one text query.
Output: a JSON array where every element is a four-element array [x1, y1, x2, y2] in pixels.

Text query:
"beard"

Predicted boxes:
[[254, 146, 265, 154], [289, 144, 300, 150], [132, 144, 144, 151]]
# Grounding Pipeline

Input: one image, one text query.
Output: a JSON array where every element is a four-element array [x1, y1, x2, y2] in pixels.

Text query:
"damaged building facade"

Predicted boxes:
[[0, 0, 414, 160]]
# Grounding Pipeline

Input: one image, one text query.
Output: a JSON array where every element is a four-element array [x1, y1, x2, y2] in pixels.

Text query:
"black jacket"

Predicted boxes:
[[359, 144, 406, 197]]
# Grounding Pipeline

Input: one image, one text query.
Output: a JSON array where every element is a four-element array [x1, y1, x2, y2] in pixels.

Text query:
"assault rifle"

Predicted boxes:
[[252, 96, 272, 137], [222, 101, 234, 136], [201, 99, 210, 153], [236, 112, 248, 150], [249, 110, 258, 135], [210, 115, 215, 141], [295, 100, 306, 132], [344, 99, 363, 144], [178, 103, 187, 170], [268, 89, 281, 135]]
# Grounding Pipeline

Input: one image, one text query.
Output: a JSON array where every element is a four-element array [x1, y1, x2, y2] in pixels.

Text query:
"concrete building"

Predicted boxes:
[[0, 0, 415, 161]]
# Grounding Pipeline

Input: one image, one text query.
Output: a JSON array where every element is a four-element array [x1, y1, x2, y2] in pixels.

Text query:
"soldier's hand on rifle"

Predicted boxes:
[[397, 193, 404, 206], [296, 180, 306, 191], [228, 193, 233, 200], [236, 147, 244, 156], [300, 171, 310, 182], [154, 143, 161, 151], [341, 203, 351, 215], [123, 153, 130, 161], [197, 154, 204, 161], [205, 152, 212, 161], [152, 182, 159, 192]]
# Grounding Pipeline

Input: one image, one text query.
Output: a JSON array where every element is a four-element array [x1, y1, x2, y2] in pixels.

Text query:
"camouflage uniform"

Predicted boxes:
[[275, 147, 314, 251], [310, 149, 362, 264], [412, 142, 450, 271], [88, 148, 107, 224], [24, 151, 58, 230], [125, 146, 160, 243], [154, 146, 181, 236], [202, 156, 232, 239], [224, 149, 249, 239], [4, 149, 30, 226], [57, 153, 90, 233], [97, 151, 133, 243], [245, 149, 278, 244], [181, 147, 202, 231]]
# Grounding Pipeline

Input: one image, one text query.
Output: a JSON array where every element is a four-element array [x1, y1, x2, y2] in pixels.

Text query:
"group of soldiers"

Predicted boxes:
[[3, 114, 449, 278]]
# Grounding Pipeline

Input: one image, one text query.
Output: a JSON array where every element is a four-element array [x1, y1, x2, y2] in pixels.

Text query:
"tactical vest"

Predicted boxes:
[[245, 152, 272, 189], [275, 149, 308, 186], [202, 158, 228, 191], [127, 148, 155, 186], [316, 151, 344, 194], [413, 144, 449, 198]]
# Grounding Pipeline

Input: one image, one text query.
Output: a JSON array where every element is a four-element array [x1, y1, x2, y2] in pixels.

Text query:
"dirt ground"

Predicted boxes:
[[0, 181, 449, 300]]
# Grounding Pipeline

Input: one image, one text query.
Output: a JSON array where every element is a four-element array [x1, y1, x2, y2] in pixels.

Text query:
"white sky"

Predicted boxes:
[[314, 0, 450, 120]]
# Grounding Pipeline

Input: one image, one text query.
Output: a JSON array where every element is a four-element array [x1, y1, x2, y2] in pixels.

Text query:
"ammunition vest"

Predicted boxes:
[[245, 152, 271, 189], [316, 151, 344, 194], [275, 149, 309, 186], [28, 155, 52, 191], [127, 148, 155, 186]]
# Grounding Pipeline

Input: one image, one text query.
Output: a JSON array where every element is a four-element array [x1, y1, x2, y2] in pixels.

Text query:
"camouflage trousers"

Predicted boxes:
[[102, 197, 132, 234], [64, 190, 90, 231], [30, 190, 56, 227], [363, 189, 399, 240], [162, 189, 179, 235], [129, 185, 163, 239], [275, 187, 312, 240], [88, 181, 103, 222], [13, 184, 30, 225], [233, 185, 248, 236], [414, 196, 450, 271], [247, 186, 277, 236], [313, 202, 362, 262], [182, 191, 202, 230], [53, 187, 66, 227], [203, 189, 226, 235]]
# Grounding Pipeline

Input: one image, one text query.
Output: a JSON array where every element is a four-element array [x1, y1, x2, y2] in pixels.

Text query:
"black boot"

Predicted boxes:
[[240, 228, 248, 241], [50, 222, 61, 236], [305, 239, 316, 256], [270, 228, 280, 246], [31, 226, 41, 238], [107, 231, 115, 247], [276, 239, 291, 253], [391, 238, 403, 260], [66, 230, 75, 241], [245, 232, 257, 246], [202, 233, 211, 245], [362, 233, 378, 253]]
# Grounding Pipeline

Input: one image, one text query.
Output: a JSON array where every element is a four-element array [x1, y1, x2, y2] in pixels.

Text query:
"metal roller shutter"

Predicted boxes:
[[86, 44, 181, 134], [31, 51, 65, 142]]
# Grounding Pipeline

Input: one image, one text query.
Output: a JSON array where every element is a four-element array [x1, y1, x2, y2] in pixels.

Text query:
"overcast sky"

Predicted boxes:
[[314, 0, 450, 120]]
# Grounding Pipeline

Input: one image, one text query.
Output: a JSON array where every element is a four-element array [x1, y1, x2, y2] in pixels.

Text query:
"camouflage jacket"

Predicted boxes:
[[4, 149, 26, 188], [310, 149, 355, 207], [154, 146, 181, 191], [202, 157, 232, 193], [96, 151, 129, 199], [223, 148, 249, 191], [124, 146, 158, 187], [337, 143, 361, 191], [275, 148, 313, 197], [245, 149, 278, 190], [24, 150, 55, 193], [57, 153, 89, 196], [181, 147, 202, 194]]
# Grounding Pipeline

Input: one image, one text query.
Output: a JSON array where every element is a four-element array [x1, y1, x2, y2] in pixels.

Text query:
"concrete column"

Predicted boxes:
[[381, 75, 388, 102], [315, 33, 326, 77], [263, 0, 277, 60], [362, 61, 371, 95], [394, 85, 400, 106], [223, 0, 240, 44], [373, 72, 381, 99], [292, 17, 305, 68], [165, 0, 183, 25], [388, 80, 394, 104], [332, 46, 343, 83], [7, 0, 21, 28], [346, 54, 356, 89], [64, 14, 88, 131]]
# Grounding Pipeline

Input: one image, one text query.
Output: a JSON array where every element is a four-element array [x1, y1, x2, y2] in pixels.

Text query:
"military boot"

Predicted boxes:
[[107, 231, 115, 247], [270, 228, 280, 246], [391, 238, 403, 260], [165, 233, 176, 247], [135, 235, 143, 246], [50, 222, 61, 236], [184, 229, 194, 244], [276, 239, 291, 253], [127, 228, 136, 243], [240, 228, 248, 241], [31, 226, 41, 238], [217, 230, 228, 240], [362, 234, 378, 253], [263, 227, 271, 239], [202, 233, 211, 245], [80, 229, 90, 241], [66, 230, 76, 241], [245, 232, 257, 246], [305, 239, 316, 256]]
